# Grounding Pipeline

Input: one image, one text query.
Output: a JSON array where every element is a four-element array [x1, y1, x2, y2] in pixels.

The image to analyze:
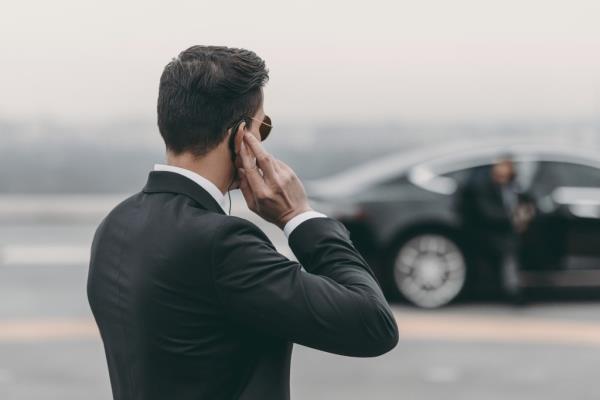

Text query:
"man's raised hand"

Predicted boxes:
[[237, 132, 312, 229]]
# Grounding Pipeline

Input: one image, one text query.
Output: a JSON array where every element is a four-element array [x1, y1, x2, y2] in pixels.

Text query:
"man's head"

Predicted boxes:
[[491, 154, 516, 185], [157, 46, 269, 157]]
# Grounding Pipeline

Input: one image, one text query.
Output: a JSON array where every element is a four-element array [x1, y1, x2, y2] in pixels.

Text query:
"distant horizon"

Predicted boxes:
[[1, 116, 598, 195]]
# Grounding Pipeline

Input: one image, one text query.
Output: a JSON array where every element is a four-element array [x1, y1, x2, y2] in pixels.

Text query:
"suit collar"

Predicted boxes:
[[142, 171, 227, 215], [152, 164, 225, 206]]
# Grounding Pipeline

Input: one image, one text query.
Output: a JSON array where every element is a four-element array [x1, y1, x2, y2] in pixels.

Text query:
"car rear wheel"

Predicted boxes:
[[392, 234, 466, 308]]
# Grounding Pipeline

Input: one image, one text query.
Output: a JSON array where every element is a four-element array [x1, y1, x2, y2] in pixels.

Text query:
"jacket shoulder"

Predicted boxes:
[[203, 214, 271, 244]]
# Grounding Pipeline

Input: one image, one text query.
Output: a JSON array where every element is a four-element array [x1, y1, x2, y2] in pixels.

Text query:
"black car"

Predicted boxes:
[[307, 140, 600, 308]]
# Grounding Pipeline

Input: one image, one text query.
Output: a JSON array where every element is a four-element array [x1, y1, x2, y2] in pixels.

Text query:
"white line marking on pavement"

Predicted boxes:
[[0, 245, 90, 266], [0, 319, 99, 342], [0, 242, 294, 266]]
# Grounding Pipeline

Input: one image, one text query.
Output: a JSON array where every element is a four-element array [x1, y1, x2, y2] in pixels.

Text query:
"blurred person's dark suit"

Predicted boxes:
[[87, 46, 398, 400], [455, 162, 527, 297]]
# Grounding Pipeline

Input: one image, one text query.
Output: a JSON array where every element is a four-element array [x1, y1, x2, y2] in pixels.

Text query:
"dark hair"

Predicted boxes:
[[157, 46, 269, 156]]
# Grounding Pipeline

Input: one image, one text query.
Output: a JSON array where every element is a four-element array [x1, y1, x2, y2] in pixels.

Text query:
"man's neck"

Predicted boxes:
[[165, 149, 232, 195]]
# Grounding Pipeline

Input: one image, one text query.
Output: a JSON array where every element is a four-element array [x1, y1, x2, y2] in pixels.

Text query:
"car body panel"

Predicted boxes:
[[307, 139, 600, 303]]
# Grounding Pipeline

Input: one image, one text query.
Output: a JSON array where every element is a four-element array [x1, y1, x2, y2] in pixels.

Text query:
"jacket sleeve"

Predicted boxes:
[[210, 216, 399, 357]]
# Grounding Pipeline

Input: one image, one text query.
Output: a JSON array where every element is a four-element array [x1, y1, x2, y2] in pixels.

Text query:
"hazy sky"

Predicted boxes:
[[2, 0, 600, 123]]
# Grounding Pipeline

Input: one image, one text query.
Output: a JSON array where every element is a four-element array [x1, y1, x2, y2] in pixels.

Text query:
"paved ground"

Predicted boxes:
[[1, 217, 600, 399]]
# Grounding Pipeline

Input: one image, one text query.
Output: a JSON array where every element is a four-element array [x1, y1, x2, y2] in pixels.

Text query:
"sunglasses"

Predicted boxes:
[[228, 115, 272, 163], [247, 115, 272, 141]]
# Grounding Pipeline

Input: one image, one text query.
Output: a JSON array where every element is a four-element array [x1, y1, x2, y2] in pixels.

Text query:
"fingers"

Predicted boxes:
[[238, 139, 268, 196], [243, 133, 277, 182], [274, 159, 293, 175], [271, 157, 282, 174], [275, 159, 297, 184]]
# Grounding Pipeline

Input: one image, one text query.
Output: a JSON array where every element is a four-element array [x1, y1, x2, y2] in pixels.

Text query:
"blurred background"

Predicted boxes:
[[2, 0, 600, 399]]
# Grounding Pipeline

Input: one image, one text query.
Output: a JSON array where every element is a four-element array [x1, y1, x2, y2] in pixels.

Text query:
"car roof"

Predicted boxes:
[[308, 136, 600, 197]]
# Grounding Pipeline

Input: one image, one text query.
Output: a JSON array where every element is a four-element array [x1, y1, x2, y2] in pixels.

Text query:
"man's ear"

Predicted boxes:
[[234, 121, 246, 155]]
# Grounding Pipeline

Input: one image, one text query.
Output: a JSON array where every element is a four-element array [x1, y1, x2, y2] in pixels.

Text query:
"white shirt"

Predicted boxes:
[[153, 164, 326, 238]]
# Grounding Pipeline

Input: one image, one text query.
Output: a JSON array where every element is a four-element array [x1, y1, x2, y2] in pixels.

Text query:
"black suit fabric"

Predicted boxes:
[[87, 171, 398, 400], [455, 166, 514, 234]]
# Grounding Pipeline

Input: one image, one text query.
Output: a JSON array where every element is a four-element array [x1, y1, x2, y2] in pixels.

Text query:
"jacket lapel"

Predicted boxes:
[[142, 171, 226, 215]]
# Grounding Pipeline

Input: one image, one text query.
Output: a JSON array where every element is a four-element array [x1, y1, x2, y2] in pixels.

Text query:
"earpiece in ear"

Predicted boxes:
[[228, 119, 246, 162]]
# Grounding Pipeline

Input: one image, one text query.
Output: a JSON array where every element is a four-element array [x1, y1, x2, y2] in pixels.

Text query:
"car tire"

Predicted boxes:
[[390, 233, 467, 308]]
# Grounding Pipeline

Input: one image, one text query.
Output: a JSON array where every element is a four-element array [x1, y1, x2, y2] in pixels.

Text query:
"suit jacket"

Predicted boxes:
[[87, 171, 399, 400], [455, 166, 515, 234]]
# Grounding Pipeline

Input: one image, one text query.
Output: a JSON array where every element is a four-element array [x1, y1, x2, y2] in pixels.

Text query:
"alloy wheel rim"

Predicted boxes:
[[393, 234, 466, 308]]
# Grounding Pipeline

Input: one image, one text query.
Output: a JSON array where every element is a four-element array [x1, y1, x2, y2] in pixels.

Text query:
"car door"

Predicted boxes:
[[529, 161, 600, 271]]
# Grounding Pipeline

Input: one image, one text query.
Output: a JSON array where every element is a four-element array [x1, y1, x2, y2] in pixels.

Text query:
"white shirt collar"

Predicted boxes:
[[153, 164, 227, 212]]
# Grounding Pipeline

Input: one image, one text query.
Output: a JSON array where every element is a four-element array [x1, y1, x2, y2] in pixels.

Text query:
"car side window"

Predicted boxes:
[[442, 161, 539, 191], [377, 175, 408, 188], [535, 162, 600, 189], [442, 168, 474, 186]]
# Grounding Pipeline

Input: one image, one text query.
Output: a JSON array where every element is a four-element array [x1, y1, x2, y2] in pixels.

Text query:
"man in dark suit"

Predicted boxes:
[[455, 155, 532, 300], [87, 45, 398, 400]]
